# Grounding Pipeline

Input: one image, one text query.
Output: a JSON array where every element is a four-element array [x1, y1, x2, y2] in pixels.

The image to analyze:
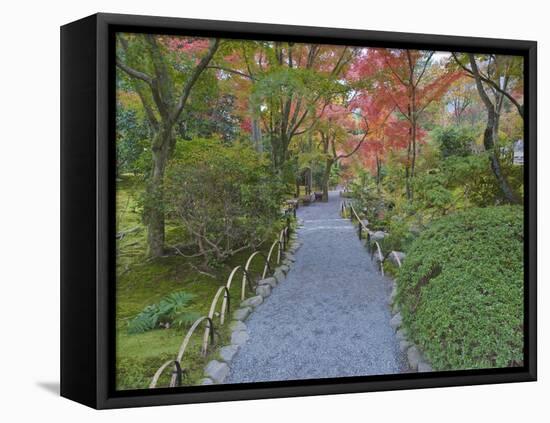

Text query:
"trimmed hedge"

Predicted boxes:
[[396, 206, 524, 371]]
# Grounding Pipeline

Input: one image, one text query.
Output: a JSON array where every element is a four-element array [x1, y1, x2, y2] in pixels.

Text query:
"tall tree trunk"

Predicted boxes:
[[468, 54, 519, 204], [322, 159, 333, 202], [307, 167, 312, 195], [145, 128, 172, 257], [405, 130, 413, 201], [376, 155, 382, 192], [251, 117, 263, 152]]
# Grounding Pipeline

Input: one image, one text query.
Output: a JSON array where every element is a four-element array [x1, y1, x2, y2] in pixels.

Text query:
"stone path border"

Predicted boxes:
[[387, 277, 433, 373], [200, 232, 302, 384]]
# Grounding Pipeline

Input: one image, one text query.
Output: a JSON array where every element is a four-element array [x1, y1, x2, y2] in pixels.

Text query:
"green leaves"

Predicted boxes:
[[431, 125, 476, 158], [165, 139, 285, 264], [127, 291, 197, 334], [396, 206, 524, 370]]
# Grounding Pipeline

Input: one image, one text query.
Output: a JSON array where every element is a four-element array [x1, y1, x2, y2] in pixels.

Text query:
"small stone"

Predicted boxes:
[[284, 253, 296, 262], [282, 259, 293, 267], [205, 360, 229, 383], [219, 345, 239, 363], [258, 277, 277, 288], [279, 264, 290, 274], [407, 346, 422, 371], [399, 340, 412, 352], [389, 312, 403, 330], [371, 231, 388, 242], [230, 320, 247, 332], [231, 330, 249, 346], [241, 295, 263, 308], [392, 302, 400, 315], [395, 328, 408, 341], [418, 362, 433, 373], [256, 284, 271, 298], [274, 269, 285, 283], [388, 286, 398, 305], [233, 307, 251, 321], [200, 378, 214, 385]]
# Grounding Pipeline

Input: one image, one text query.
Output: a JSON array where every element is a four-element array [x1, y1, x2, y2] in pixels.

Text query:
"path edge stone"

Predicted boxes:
[[387, 277, 434, 373], [201, 232, 302, 384]]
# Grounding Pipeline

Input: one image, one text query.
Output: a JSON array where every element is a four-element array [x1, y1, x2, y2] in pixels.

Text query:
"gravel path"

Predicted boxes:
[[226, 191, 406, 383]]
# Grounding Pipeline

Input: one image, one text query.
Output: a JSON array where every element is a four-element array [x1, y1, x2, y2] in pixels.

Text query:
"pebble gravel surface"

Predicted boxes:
[[226, 191, 407, 383]]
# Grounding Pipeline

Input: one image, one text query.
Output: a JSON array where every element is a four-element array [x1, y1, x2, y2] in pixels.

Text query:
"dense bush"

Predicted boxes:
[[165, 139, 285, 266], [411, 170, 454, 217], [432, 125, 476, 158], [116, 107, 151, 175], [396, 206, 524, 370], [379, 217, 416, 254]]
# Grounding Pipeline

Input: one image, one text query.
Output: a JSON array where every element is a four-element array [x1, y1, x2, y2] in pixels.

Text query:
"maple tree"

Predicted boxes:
[[115, 36, 525, 260], [209, 42, 356, 171], [314, 103, 369, 201], [351, 48, 460, 200], [116, 34, 219, 257]]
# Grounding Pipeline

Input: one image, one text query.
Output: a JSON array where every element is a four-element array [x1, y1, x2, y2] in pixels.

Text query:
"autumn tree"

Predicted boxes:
[[352, 48, 459, 200], [314, 104, 371, 201], [116, 34, 219, 257], [209, 42, 356, 172], [452, 53, 523, 204], [445, 78, 477, 125]]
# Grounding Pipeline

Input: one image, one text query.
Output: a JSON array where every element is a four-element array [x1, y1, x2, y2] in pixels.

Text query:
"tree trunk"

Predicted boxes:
[[145, 129, 172, 257], [405, 134, 412, 201], [251, 117, 263, 152], [482, 116, 519, 204], [375, 155, 382, 192], [468, 54, 519, 204], [322, 159, 333, 202]]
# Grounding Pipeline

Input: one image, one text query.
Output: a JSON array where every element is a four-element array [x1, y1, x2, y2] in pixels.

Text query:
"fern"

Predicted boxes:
[[127, 291, 196, 334]]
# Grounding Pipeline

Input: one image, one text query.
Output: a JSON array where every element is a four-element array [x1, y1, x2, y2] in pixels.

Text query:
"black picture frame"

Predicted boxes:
[[60, 12, 537, 409]]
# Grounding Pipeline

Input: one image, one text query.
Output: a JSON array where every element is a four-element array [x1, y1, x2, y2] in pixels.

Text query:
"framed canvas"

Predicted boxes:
[[60, 13, 537, 409]]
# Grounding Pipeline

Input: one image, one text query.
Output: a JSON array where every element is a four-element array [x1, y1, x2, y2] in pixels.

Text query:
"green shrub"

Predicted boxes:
[[380, 217, 415, 254], [396, 206, 524, 370], [432, 125, 476, 158], [165, 139, 285, 265]]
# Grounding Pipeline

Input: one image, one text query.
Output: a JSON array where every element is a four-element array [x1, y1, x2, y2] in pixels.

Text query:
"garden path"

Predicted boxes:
[[226, 190, 406, 383]]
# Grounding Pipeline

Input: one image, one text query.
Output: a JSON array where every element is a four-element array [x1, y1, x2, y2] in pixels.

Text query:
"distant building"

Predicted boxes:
[[513, 139, 524, 165]]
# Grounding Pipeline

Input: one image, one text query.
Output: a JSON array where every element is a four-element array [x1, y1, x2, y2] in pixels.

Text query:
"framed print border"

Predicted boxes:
[[60, 12, 537, 409]]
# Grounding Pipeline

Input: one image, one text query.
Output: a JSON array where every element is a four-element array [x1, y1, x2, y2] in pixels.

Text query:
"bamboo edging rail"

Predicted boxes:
[[342, 200, 385, 276], [149, 204, 295, 388]]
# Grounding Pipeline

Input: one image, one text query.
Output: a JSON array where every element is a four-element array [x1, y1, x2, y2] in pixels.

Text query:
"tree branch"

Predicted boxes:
[[452, 52, 523, 119], [207, 65, 256, 81], [172, 38, 220, 123], [116, 58, 153, 85]]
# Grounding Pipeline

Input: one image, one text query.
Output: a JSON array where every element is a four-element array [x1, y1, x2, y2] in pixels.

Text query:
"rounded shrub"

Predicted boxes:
[[396, 206, 524, 371]]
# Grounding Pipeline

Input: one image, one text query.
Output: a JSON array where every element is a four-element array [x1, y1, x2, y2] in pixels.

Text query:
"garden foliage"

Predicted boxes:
[[128, 291, 199, 334], [165, 139, 285, 265], [396, 206, 524, 370]]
